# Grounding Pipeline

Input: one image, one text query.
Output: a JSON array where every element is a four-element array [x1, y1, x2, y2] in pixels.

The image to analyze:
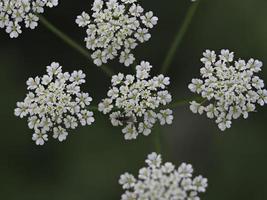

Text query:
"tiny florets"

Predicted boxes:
[[189, 49, 267, 131], [76, 0, 158, 67], [14, 62, 95, 145], [0, 0, 59, 38], [119, 152, 208, 200], [98, 61, 173, 140]]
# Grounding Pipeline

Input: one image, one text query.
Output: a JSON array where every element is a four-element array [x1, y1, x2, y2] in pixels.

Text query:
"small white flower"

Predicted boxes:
[[193, 176, 208, 193], [46, 62, 62, 76], [141, 11, 158, 28], [14, 62, 95, 145], [119, 173, 136, 190], [200, 50, 216, 64], [219, 49, 234, 62], [26, 77, 40, 90], [76, 0, 158, 67], [145, 152, 162, 168], [92, 50, 107, 66], [190, 101, 205, 115], [119, 49, 135, 67], [98, 98, 113, 114], [119, 152, 208, 199], [0, 0, 59, 38], [178, 163, 194, 178], [6, 21, 22, 38], [25, 13, 39, 29], [122, 124, 138, 140], [188, 79, 204, 93], [41, 75, 52, 85], [78, 110, 95, 126], [134, 28, 151, 43], [53, 126, 68, 142], [157, 109, 173, 125], [76, 93, 93, 108], [98, 61, 173, 140], [189, 50, 267, 131], [75, 11, 90, 27], [70, 70, 86, 84], [32, 131, 48, 146]]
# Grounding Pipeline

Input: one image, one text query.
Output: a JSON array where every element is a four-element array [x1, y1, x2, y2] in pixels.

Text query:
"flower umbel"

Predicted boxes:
[[0, 0, 59, 38], [189, 49, 267, 131], [76, 0, 158, 67], [98, 61, 173, 140], [119, 152, 208, 200], [14, 62, 95, 145]]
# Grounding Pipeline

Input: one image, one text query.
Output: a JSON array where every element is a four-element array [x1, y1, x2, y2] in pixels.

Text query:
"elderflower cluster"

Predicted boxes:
[[119, 152, 208, 200], [98, 61, 173, 140], [0, 0, 59, 38], [189, 49, 267, 131], [76, 0, 158, 67], [14, 62, 95, 145]]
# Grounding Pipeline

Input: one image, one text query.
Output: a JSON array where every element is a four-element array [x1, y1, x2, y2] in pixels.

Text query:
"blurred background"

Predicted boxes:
[[1, 0, 267, 199]]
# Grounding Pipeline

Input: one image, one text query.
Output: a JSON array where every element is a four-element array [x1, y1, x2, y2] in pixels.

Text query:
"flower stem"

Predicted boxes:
[[166, 96, 203, 109], [154, 126, 162, 153], [38, 15, 114, 77], [160, 1, 200, 74], [88, 106, 99, 112]]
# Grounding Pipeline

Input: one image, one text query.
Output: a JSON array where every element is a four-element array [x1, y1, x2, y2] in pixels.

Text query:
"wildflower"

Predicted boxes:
[[119, 152, 208, 200], [189, 49, 267, 131], [0, 0, 59, 38], [14, 62, 95, 145], [98, 61, 173, 140], [76, 0, 158, 67]]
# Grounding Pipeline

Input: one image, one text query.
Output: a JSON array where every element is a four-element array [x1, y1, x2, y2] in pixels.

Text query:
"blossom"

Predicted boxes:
[[14, 62, 95, 145], [189, 49, 267, 131], [76, 0, 158, 67], [119, 152, 208, 200], [0, 0, 59, 38], [98, 61, 173, 140]]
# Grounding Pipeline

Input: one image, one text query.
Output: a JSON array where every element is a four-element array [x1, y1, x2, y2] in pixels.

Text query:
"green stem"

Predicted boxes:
[[154, 126, 162, 153], [38, 15, 114, 77], [88, 106, 99, 112], [160, 1, 200, 74], [166, 96, 203, 109]]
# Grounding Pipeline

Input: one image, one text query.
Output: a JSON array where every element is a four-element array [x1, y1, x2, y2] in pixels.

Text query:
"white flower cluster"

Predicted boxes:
[[76, 0, 158, 67], [14, 62, 95, 145], [98, 61, 173, 140], [189, 49, 267, 131], [0, 0, 59, 38], [119, 152, 208, 200]]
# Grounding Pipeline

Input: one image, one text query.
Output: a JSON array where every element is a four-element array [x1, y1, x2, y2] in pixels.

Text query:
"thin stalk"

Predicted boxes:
[[88, 106, 99, 112], [154, 126, 162, 153], [38, 15, 114, 77], [160, 1, 200, 74], [166, 96, 203, 109]]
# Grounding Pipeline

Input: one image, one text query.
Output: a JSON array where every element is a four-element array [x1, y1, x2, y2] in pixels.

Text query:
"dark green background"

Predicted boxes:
[[1, 0, 267, 199]]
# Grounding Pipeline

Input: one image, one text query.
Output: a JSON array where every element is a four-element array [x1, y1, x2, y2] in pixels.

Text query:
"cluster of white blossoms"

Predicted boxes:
[[189, 49, 267, 131], [0, 0, 59, 38], [98, 61, 173, 140], [14, 62, 95, 145], [119, 152, 208, 200], [75, 0, 158, 67]]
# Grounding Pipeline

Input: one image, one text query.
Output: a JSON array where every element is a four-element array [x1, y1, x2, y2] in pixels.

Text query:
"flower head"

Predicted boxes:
[[98, 61, 173, 140], [189, 49, 267, 131], [119, 152, 208, 200], [76, 0, 158, 67], [14, 62, 95, 145], [0, 0, 59, 38]]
